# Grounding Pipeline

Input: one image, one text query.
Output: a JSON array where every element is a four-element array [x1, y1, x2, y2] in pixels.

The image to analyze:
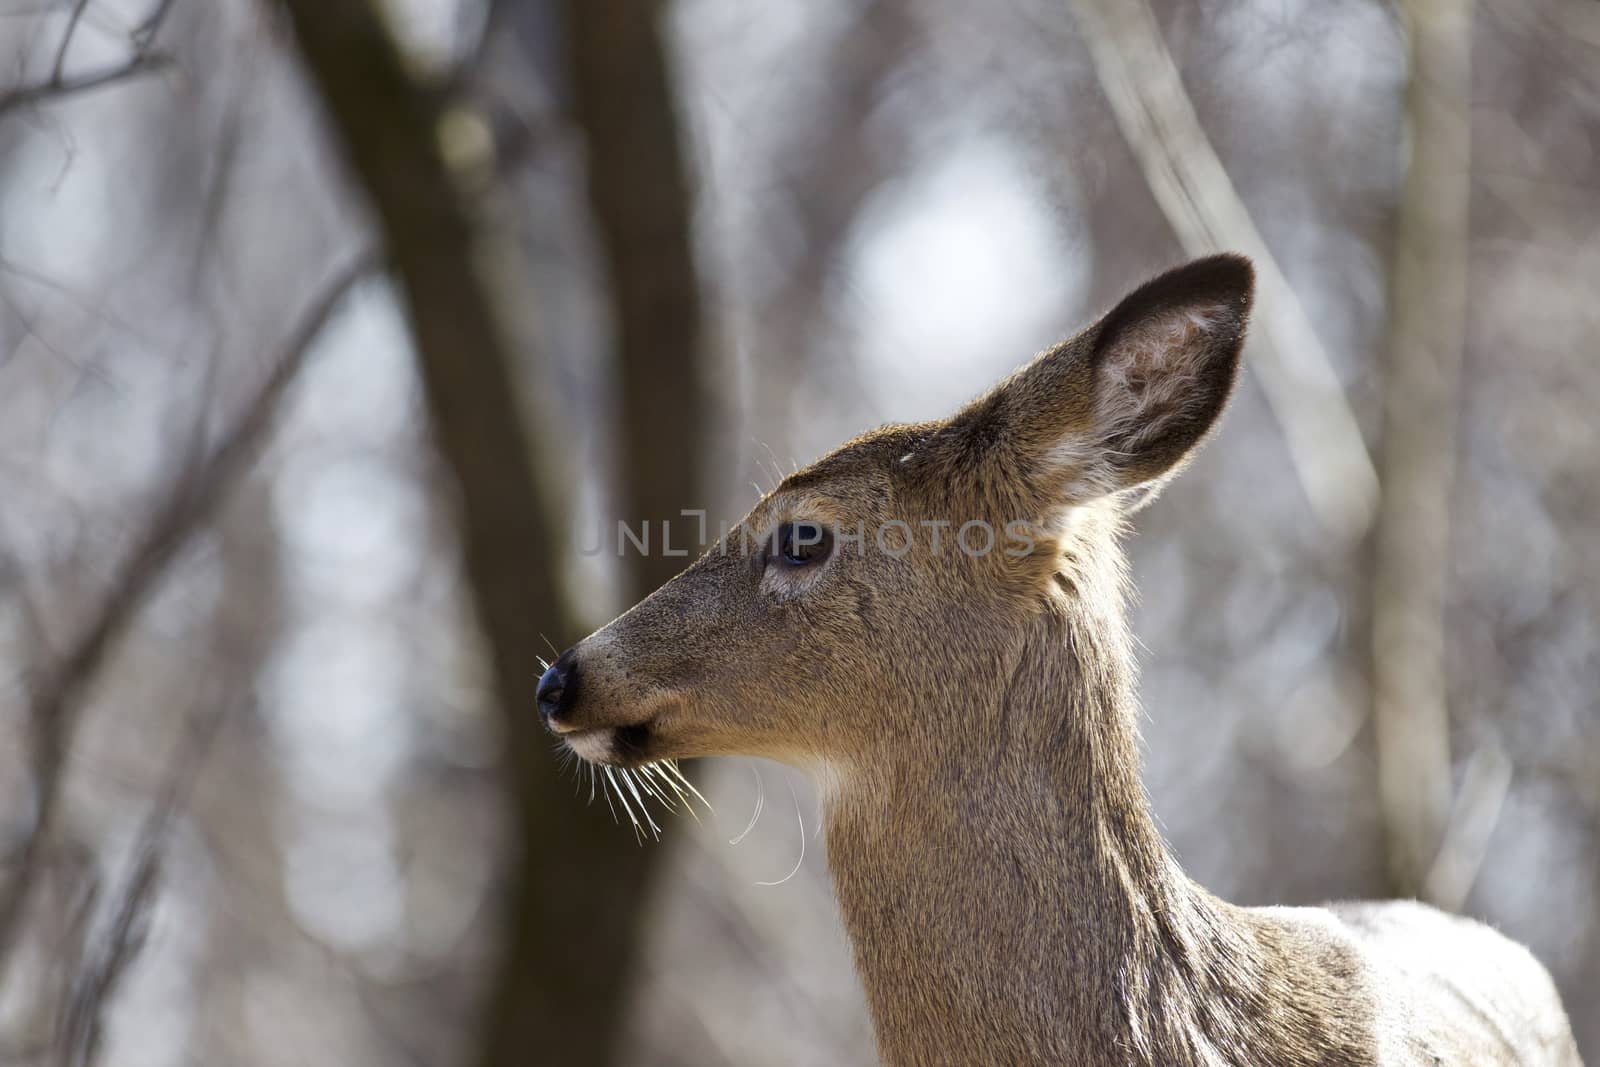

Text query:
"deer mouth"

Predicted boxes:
[[562, 718, 656, 767]]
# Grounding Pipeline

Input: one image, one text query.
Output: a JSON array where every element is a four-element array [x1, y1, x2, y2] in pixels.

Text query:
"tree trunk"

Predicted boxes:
[[273, 5, 667, 1064], [1372, 0, 1474, 901], [563, 0, 711, 600]]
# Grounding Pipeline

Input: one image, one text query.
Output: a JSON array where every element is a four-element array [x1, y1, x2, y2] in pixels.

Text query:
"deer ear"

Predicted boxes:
[[1075, 253, 1253, 495], [919, 256, 1252, 510], [933, 254, 1252, 509]]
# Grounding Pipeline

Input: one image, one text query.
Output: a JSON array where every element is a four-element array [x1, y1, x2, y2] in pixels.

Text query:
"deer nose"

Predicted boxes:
[[537, 649, 578, 723]]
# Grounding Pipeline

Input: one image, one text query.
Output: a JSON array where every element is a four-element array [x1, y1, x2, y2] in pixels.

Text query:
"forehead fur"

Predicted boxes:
[[779, 422, 938, 496]]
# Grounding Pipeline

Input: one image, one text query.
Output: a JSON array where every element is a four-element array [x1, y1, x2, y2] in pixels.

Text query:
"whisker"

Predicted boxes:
[[620, 769, 662, 839], [646, 764, 700, 823], [607, 767, 644, 842], [730, 762, 765, 846], [630, 770, 664, 838], [757, 439, 789, 488], [582, 758, 707, 841], [663, 759, 713, 813], [552, 743, 583, 794], [634, 765, 665, 799], [637, 775, 673, 817], [600, 767, 624, 829], [756, 778, 805, 887], [638, 765, 681, 813]]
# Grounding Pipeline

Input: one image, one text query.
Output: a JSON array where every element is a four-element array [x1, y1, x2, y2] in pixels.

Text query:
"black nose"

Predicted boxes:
[[537, 649, 578, 722]]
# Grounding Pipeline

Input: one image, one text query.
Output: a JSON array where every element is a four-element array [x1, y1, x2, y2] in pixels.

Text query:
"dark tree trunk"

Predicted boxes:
[[273, 5, 673, 1065], [561, 0, 711, 600]]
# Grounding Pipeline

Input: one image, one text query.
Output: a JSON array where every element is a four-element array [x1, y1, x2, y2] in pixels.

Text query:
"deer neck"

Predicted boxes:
[[820, 569, 1348, 1066]]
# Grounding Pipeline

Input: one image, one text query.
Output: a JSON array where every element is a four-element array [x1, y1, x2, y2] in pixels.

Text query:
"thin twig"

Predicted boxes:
[[50, 0, 93, 83], [0, 2, 73, 18], [131, 0, 178, 49], [0, 53, 170, 119], [0, 251, 374, 980], [56, 692, 230, 1067]]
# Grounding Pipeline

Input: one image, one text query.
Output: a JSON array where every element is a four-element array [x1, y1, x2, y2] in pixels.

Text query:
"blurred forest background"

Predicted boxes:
[[0, 0, 1596, 1064]]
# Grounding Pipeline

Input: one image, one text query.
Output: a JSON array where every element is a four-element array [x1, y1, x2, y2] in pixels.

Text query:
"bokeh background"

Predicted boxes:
[[1, 0, 1596, 1064]]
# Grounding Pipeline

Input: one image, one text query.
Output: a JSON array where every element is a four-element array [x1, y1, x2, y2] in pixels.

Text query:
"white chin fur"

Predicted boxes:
[[566, 730, 614, 764]]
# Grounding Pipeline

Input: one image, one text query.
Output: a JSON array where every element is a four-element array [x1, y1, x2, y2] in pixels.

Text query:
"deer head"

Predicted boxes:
[[538, 255, 1253, 794]]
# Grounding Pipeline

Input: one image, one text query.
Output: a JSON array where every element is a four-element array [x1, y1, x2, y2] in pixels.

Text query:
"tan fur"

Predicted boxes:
[[546, 256, 1582, 1066]]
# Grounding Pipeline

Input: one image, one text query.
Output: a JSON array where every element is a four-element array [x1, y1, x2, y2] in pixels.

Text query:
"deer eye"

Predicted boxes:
[[770, 521, 833, 568]]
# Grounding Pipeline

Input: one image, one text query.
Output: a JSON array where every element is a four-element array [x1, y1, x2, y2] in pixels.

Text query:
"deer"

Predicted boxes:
[[536, 255, 1582, 1066]]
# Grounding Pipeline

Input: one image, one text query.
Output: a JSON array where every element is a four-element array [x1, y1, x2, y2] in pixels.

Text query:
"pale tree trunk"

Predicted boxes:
[[1372, 0, 1476, 901], [273, 5, 669, 1065]]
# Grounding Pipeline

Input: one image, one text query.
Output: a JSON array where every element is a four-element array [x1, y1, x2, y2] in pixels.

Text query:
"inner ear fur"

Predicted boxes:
[[1086, 254, 1254, 488]]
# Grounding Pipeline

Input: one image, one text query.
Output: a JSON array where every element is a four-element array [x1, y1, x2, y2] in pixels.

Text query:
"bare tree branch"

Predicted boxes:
[[1070, 0, 1380, 546], [0, 53, 170, 119], [1422, 740, 1512, 911], [0, 251, 374, 978], [131, 0, 179, 49], [0, 0, 183, 120], [56, 691, 225, 1067], [50, 0, 94, 83]]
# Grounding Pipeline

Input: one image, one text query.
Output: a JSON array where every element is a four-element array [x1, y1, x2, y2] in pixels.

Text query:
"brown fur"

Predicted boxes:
[[548, 256, 1582, 1066]]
